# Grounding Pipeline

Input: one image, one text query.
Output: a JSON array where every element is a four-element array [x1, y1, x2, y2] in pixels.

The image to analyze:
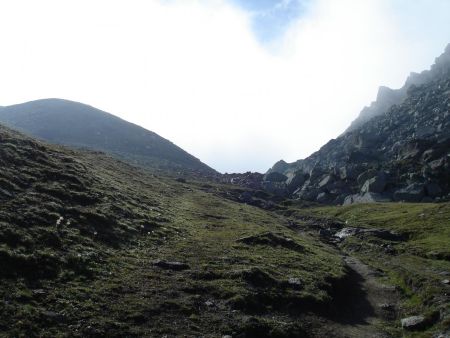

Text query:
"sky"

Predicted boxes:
[[0, 0, 449, 173]]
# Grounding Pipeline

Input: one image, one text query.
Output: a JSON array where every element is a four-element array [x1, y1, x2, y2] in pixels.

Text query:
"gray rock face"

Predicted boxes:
[[401, 315, 426, 330], [286, 171, 308, 193], [394, 183, 425, 202], [318, 175, 335, 189], [262, 181, 288, 197], [266, 45, 450, 204], [361, 172, 387, 193], [357, 169, 378, 186]]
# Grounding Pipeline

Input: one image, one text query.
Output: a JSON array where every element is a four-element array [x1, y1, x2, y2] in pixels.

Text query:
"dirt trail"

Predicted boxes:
[[325, 255, 400, 338]]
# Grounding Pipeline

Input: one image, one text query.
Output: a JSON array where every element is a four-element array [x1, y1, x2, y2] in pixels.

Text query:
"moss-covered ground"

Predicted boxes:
[[1, 124, 448, 337], [298, 203, 450, 337], [0, 125, 347, 337]]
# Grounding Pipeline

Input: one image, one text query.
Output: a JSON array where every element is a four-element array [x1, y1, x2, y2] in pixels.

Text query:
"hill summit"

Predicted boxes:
[[0, 98, 215, 175]]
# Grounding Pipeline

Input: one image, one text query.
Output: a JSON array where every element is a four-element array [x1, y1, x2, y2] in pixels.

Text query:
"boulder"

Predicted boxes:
[[153, 260, 190, 271], [394, 184, 425, 202], [316, 192, 331, 203], [339, 166, 361, 180], [285, 277, 303, 290], [343, 192, 392, 205], [309, 166, 324, 181], [295, 187, 321, 201], [357, 169, 378, 186], [262, 181, 288, 197], [263, 172, 288, 182], [318, 175, 335, 189], [361, 172, 387, 193], [401, 315, 426, 330], [286, 171, 308, 193]]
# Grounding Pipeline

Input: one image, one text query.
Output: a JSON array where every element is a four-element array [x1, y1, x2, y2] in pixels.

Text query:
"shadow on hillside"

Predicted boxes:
[[327, 264, 375, 325]]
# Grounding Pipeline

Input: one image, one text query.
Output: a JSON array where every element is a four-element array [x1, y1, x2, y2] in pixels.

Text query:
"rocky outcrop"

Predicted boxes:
[[267, 44, 450, 205]]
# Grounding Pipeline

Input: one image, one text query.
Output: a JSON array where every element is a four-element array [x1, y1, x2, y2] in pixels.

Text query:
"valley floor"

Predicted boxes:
[[0, 126, 449, 337]]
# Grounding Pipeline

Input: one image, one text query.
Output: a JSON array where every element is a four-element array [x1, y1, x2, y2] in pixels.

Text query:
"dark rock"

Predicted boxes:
[[318, 175, 335, 189], [357, 169, 378, 186], [394, 183, 425, 202], [237, 232, 304, 252], [361, 172, 387, 193], [284, 277, 303, 290], [239, 191, 254, 203], [339, 165, 361, 180], [153, 260, 190, 271], [241, 267, 278, 288], [266, 45, 450, 204], [175, 177, 186, 183], [285, 171, 308, 193], [335, 227, 404, 241], [263, 172, 288, 182], [261, 181, 288, 197], [426, 183, 442, 197]]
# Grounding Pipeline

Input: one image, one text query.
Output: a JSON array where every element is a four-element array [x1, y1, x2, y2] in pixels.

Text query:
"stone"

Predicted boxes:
[[442, 279, 450, 285], [286, 171, 308, 193], [343, 192, 391, 205], [318, 175, 335, 189], [357, 169, 378, 186], [204, 300, 214, 307], [361, 172, 387, 193], [153, 260, 190, 271], [316, 192, 331, 203], [339, 166, 358, 180], [262, 181, 288, 197], [401, 315, 426, 330], [286, 277, 303, 290], [394, 183, 425, 202], [335, 227, 360, 239]]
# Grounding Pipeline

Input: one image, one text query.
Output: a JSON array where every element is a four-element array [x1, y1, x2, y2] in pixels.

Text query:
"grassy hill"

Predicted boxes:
[[1, 123, 449, 337], [0, 99, 215, 175], [0, 124, 350, 337]]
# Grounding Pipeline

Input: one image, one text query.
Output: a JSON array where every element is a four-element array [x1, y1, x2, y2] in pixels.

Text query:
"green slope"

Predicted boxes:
[[0, 124, 348, 337]]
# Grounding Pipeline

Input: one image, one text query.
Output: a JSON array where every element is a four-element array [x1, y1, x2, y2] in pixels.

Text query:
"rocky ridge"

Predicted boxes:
[[265, 44, 450, 205]]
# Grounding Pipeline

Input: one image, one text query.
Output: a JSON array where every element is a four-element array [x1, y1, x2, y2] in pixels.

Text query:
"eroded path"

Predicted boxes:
[[326, 255, 400, 338]]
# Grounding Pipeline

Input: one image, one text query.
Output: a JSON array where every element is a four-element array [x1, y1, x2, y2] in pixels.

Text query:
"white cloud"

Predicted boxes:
[[0, 0, 449, 173]]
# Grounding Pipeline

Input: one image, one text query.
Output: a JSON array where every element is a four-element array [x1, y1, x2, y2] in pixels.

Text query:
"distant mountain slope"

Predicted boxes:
[[266, 44, 450, 204], [0, 98, 215, 174]]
